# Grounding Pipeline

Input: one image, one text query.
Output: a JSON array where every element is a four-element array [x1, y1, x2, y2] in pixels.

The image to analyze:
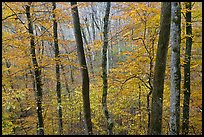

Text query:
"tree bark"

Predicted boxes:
[[182, 2, 192, 135], [52, 2, 63, 135], [70, 2, 93, 135], [102, 2, 113, 135], [150, 2, 171, 135], [169, 2, 181, 135], [25, 2, 44, 135]]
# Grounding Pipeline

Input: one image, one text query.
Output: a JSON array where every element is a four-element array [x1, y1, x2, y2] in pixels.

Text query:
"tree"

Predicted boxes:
[[70, 2, 93, 135], [81, 27, 95, 78], [52, 2, 63, 135], [2, 2, 202, 135], [150, 2, 171, 135], [25, 2, 44, 135], [182, 2, 192, 135], [169, 2, 181, 135], [102, 2, 113, 135]]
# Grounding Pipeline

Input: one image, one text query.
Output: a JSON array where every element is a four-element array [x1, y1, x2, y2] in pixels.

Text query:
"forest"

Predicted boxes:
[[2, 2, 202, 135]]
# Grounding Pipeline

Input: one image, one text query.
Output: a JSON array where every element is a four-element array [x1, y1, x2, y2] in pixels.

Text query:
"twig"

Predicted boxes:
[[4, 2, 28, 30], [121, 74, 151, 90], [2, 13, 23, 21]]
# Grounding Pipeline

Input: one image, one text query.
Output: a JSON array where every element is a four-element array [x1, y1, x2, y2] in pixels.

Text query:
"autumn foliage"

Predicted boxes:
[[2, 2, 202, 135]]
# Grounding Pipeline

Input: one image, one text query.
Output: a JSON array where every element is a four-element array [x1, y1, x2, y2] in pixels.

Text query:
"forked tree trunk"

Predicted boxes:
[[81, 27, 95, 78], [70, 2, 93, 135]]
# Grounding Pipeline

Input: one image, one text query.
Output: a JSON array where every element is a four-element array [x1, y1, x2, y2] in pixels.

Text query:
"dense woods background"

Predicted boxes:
[[2, 2, 202, 135]]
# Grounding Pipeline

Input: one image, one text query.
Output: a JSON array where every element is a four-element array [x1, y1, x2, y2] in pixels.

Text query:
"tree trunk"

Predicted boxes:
[[146, 91, 151, 135], [4, 59, 17, 134], [138, 84, 142, 130], [102, 2, 113, 135], [52, 2, 63, 135], [169, 2, 181, 135], [91, 4, 97, 62], [59, 24, 74, 85], [70, 2, 93, 135], [61, 64, 70, 97], [25, 2, 44, 135], [147, 55, 154, 135], [182, 2, 192, 135], [81, 27, 95, 78], [150, 2, 171, 135]]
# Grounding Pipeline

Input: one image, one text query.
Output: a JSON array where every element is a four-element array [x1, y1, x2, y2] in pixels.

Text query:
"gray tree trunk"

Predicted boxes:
[[102, 2, 113, 135], [169, 2, 181, 135], [70, 2, 93, 135], [25, 2, 44, 135], [52, 2, 63, 135], [150, 2, 171, 135], [182, 2, 192, 135]]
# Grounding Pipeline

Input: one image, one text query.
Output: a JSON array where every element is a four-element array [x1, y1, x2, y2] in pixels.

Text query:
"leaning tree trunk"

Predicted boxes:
[[169, 2, 181, 135], [70, 2, 93, 135], [52, 2, 63, 135], [150, 2, 171, 135], [182, 2, 192, 135], [25, 2, 44, 135], [102, 2, 113, 135]]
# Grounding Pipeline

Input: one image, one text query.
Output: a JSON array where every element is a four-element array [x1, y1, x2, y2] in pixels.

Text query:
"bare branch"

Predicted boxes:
[[121, 74, 151, 90], [4, 2, 28, 30], [2, 13, 23, 21]]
